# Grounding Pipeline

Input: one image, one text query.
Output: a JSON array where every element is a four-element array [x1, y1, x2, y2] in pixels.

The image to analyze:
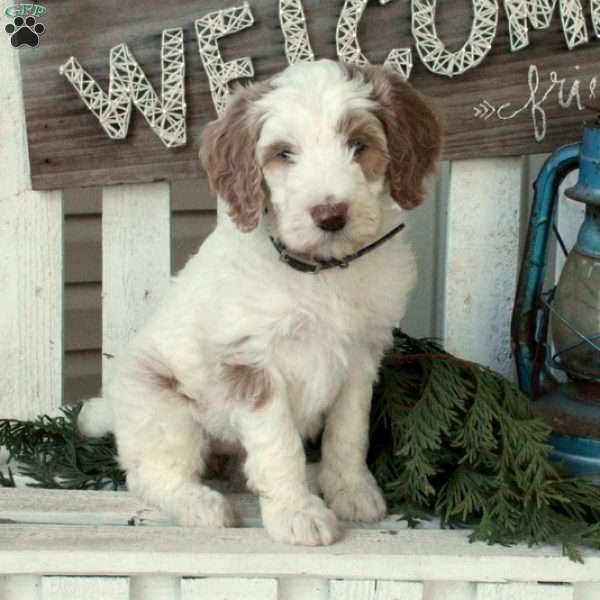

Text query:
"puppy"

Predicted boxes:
[[79, 59, 441, 546]]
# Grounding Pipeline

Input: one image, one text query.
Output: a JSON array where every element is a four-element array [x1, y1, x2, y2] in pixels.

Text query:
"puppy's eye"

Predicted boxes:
[[348, 138, 367, 155], [277, 148, 294, 161]]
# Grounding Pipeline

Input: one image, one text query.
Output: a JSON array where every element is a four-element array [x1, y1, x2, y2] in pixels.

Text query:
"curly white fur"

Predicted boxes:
[[79, 59, 440, 546]]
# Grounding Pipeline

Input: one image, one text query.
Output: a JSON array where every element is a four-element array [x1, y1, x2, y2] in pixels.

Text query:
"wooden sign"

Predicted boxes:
[[14, 0, 600, 190]]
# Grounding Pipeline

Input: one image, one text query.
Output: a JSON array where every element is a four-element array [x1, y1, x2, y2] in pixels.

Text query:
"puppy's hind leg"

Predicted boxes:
[[112, 365, 236, 528]]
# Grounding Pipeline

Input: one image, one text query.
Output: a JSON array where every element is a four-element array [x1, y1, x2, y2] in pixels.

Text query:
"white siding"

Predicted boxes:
[[0, 8, 63, 419], [101, 182, 172, 383], [443, 158, 523, 379]]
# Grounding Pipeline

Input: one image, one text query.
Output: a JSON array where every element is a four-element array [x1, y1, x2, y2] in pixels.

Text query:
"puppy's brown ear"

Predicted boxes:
[[199, 84, 268, 232], [365, 66, 442, 209]]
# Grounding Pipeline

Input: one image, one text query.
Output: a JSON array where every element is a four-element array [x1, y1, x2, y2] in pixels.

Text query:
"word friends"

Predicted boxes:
[[475, 65, 593, 142]]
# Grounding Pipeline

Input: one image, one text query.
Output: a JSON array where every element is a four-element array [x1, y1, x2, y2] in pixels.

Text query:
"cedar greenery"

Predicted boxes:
[[1, 331, 599, 561], [0, 405, 124, 490], [368, 332, 600, 562]]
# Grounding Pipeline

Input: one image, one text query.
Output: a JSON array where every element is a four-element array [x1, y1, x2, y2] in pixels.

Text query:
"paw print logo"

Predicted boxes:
[[5, 16, 45, 48]]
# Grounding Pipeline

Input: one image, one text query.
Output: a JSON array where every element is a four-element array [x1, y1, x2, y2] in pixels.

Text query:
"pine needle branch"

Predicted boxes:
[[0, 404, 124, 490], [369, 330, 600, 561], [2, 330, 600, 562]]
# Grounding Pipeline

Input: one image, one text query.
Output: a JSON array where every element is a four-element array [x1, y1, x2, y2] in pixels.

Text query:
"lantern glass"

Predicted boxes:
[[551, 247, 600, 381]]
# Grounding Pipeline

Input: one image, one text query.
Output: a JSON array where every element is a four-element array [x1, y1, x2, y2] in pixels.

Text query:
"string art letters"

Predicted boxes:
[[60, 28, 186, 148], [58, 1, 600, 148]]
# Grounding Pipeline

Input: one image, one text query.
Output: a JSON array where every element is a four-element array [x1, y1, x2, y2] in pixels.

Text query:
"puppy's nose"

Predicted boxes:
[[310, 202, 348, 232]]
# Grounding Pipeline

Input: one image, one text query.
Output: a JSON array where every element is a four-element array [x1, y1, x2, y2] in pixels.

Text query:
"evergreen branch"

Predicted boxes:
[[2, 330, 600, 562], [0, 466, 15, 488], [369, 330, 600, 561], [0, 404, 124, 490]]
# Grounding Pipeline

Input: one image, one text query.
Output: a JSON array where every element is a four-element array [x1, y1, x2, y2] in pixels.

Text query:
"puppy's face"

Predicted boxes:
[[200, 60, 441, 260], [255, 63, 390, 259]]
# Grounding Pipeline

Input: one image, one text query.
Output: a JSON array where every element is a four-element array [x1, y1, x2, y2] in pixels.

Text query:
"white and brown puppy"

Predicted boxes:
[[79, 59, 441, 546]]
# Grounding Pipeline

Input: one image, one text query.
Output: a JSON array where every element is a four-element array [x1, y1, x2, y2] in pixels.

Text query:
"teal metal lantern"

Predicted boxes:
[[512, 121, 600, 479]]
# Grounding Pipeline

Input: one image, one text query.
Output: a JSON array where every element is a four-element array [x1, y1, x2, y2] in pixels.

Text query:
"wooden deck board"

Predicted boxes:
[[1, 489, 600, 583], [0, 522, 599, 581]]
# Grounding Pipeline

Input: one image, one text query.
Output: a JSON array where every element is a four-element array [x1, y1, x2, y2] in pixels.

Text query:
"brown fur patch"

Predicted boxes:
[[199, 81, 272, 232], [138, 355, 194, 403], [341, 63, 442, 209], [366, 66, 442, 209], [338, 112, 389, 182], [154, 372, 179, 393], [223, 363, 272, 409]]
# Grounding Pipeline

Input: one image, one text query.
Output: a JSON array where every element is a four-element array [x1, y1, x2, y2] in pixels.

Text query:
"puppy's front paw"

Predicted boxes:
[[176, 488, 237, 528], [320, 469, 387, 523], [261, 494, 340, 546]]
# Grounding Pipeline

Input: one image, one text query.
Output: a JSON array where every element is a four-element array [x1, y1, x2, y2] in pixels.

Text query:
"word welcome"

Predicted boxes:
[[59, 1, 600, 149]]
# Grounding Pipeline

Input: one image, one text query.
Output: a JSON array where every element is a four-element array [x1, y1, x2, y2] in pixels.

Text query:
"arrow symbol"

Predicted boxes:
[[473, 100, 496, 120]]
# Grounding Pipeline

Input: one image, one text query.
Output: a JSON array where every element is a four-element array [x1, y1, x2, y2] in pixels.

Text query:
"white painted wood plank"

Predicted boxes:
[[0, 191, 63, 420], [330, 580, 423, 599], [0, 488, 253, 527], [376, 581, 424, 600], [433, 161, 451, 340], [0, 576, 41, 600], [101, 182, 171, 383], [181, 577, 278, 600], [129, 575, 180, 600], [41, 576, 129, 600], [573, 583, 600, 599], [443, 158, 523, 378], [477, 583, 574, 600], [0, 488, 410, 531], [278, 577, 329, 600], [424, 581, 476, 600], [330, 580, 376, 599], [0, 488, 166, 524], [0, 7, 63, 419], [1, 524, 599, 583]]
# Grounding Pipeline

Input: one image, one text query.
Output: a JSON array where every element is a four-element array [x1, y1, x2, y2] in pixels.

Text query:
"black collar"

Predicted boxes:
[[269, 223, 406, 274]]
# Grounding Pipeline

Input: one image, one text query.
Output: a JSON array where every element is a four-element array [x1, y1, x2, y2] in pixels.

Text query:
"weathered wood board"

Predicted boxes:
[[13, 0, 600, 190]]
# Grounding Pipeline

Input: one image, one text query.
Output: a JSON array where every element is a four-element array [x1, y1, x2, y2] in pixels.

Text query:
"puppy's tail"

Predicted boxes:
[[78, 396, 113, 437]]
